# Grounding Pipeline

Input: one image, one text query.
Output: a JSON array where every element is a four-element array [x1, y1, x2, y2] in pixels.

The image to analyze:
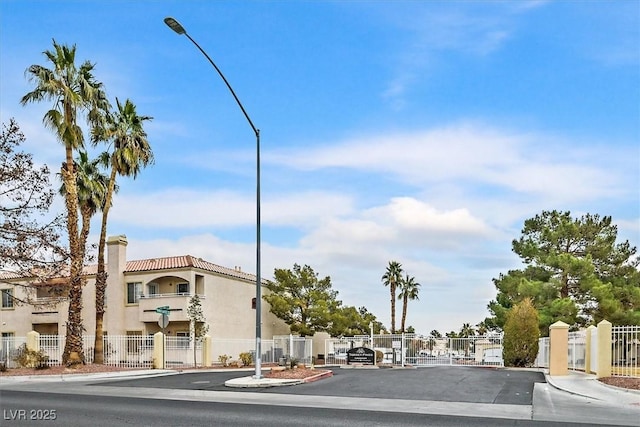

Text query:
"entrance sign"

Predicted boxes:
[[347, 347, 375, 365]]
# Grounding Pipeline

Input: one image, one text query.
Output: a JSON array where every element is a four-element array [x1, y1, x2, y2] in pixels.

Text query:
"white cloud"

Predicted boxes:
[[269, 122, 630, 204], [109, 188, 354, 229], [369, 197, 490, 236]]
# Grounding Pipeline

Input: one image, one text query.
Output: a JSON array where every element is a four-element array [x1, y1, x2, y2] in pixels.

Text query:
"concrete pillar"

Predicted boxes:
[[549, 321, 569, 376], [153, 332, 165, 369], [202, 335, 212, 367], [596, 320, 612, 378], [26, 330, 40, 352]]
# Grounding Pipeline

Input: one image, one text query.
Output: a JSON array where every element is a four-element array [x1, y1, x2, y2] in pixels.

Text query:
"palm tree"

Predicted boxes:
[[398, 274, 420, 333], [59, 151, 110, 262], [476, 321, 489, 336], [459, 323, 476, 338], [459, 323, 476, 357], [21, 40, 109, 366], [91, 98, 153, 363], [381, 261, 403, 334]]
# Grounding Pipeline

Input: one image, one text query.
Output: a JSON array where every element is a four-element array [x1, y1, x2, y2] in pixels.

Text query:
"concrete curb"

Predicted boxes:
[[544, 373, 600, 401], [302, 370, 333, 383], [544, 372, 640, 404], [0, 369, 178, 384], [224, 376, 303, 388]]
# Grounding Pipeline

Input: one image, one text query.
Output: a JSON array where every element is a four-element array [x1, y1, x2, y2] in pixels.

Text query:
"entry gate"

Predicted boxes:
[[325, 333, 503, 367]]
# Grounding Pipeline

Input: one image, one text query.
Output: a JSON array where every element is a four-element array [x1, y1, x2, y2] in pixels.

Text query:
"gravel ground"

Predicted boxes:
[[0, 364, 328, 380], [598, 376, 640, 390]]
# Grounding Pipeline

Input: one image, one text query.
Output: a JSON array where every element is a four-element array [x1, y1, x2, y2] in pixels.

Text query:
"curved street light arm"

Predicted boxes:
[[164, 16, 263, 379]]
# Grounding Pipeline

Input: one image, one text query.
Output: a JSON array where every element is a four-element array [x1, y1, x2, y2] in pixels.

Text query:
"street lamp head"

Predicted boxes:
[[164, 17, 186, 35]]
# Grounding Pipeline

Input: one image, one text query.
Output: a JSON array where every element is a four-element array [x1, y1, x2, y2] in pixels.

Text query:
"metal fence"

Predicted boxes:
[[325, 334, 504, 367], [36, 335, 155, 368], [535, 337, 550, 368], [568, 331, 586, 371], [612, 325, 640, 378], [534, 325, 639, 378], [165, 336, 201, 368], [273, 335, 313, 365], [3, 333, 313, 369], [0, 336, 27, 369]]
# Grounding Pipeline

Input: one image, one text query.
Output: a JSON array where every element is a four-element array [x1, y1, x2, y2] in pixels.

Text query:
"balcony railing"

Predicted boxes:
[[139, 293, 206, 299]]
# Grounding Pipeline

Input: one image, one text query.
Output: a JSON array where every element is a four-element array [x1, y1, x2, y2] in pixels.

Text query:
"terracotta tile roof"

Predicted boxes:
[[1, 256, 260, 284], [125, 255, 258, 282], [0, 271, 22, 280]]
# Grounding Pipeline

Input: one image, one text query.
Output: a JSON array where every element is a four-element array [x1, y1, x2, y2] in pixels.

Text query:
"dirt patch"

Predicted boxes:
[[0, 364, 144, 377], [264, 367, 330, 380], [598, 376, 640, 390]]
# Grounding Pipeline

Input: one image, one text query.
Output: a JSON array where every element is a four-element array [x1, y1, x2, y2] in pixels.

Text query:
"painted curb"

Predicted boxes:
[[303, 370, 333, 383]]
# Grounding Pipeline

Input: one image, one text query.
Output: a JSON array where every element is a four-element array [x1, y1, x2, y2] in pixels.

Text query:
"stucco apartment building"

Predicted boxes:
[[0, 235, 290, 342]]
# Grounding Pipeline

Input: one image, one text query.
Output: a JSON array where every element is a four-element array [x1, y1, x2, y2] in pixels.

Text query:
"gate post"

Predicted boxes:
[[26, 330, 40, 352], [549, 321, 569, 376], [596, 320, 612, 378], [153, 332, 165, 369], [202, 335, 211, 367]]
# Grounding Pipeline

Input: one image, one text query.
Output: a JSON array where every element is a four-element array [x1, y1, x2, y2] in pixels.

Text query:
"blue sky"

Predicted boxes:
[[1, 1, 638, 334]]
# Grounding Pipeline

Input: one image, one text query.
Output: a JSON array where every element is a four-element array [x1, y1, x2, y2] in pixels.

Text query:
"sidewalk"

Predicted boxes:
[[0, 369, 178, 384], [545, 370, 640, 406]]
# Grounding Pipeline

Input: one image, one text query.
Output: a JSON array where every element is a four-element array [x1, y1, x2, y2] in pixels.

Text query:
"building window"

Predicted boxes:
[[148, 283, 158, 296], [177, 283, 189, 295], [127, 283, 142, 304], [1, 289, 14, 308]]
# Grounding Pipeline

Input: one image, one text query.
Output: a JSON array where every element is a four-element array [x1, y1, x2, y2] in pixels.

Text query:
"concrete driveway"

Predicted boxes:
[[101, 366, 545, 405]]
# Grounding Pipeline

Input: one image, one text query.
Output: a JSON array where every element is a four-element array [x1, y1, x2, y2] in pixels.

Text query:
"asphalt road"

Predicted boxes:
[[101, 366, 546, 405], [0, 389, 623, 427], [2, 367, 638, 426]]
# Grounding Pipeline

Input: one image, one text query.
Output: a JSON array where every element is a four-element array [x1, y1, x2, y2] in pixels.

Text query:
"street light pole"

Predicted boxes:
[[164, 17, 263, 379]]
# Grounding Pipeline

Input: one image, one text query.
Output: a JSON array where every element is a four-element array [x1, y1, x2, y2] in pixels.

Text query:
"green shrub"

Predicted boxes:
[[218, 354, 231, 367], [289, 357, 299, 369], [0, 361, 7, 372], [503, 298, 540, 367], [12, 344, 49, 369], [375, 350, 383, 363], [239, 352, 253, 366]]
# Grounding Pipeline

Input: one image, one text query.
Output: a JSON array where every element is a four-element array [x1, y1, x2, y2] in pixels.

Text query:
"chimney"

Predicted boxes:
[[107, 235, 128, 278]]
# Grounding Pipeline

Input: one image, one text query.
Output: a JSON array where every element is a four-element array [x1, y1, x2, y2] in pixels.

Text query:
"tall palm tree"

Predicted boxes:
[[476, 321, 489, 336], [459, 322, 476, 357], [398, 274, 420, 333], [59, 151, 110, 262], [91, 98, 153, 363], [21, 40, 109, 366], [459, 323, 476, 338], [381, 261, 403, 334]]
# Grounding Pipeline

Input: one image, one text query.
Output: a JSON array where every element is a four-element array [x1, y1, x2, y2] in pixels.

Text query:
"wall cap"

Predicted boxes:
[[549, 321, 569, 329]]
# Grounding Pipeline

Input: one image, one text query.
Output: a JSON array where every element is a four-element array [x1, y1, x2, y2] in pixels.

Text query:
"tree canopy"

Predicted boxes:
[[0, 119, 65, 280], [264, 264, 384, 337], [486, 210, 640, 334]]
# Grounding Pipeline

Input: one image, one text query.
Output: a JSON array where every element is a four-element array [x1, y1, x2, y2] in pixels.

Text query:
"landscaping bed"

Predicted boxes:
[[598, 376, 640, 390]]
